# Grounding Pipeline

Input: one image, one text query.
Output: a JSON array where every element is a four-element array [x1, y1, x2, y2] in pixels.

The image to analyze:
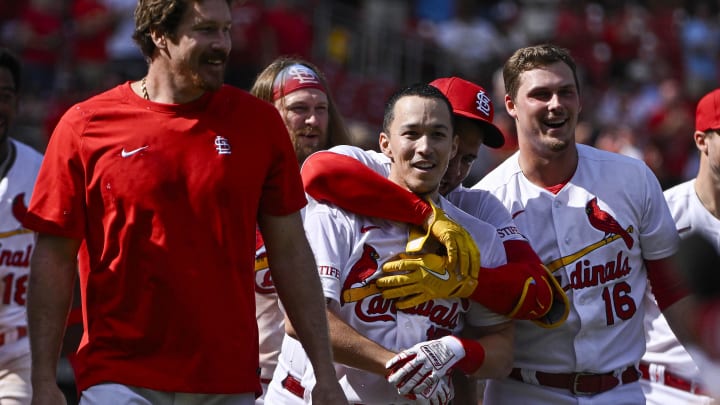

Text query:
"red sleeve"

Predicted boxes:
[[503, 239, 542, 264], [646, 257, 690, 311], [301, 151, 432, 225]]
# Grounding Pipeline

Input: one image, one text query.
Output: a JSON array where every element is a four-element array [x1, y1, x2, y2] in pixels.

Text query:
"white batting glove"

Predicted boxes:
[[412, 373, 454, 405], [386, 335, 465, 396]]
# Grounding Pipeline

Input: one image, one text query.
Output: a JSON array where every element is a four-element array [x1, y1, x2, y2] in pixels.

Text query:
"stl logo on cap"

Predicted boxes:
[[476, 90, 492, 119]]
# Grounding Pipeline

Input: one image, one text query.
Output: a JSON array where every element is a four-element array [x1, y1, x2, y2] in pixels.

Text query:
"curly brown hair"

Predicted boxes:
[[132, 0, 233, 59]]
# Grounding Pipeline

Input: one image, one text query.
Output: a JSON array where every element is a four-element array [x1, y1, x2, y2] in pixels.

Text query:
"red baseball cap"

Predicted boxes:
[[430, 77, 505, 148], [696, 88, 720, 131]]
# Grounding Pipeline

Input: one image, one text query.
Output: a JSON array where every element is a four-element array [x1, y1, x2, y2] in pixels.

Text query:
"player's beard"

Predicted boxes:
[[181, 51, 227, 93], [292, 125, 327, 164], [546, 137, 572, 152]]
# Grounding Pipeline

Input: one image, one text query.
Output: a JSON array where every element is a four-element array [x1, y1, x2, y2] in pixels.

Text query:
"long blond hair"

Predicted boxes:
[[250, 56, 351, 149]]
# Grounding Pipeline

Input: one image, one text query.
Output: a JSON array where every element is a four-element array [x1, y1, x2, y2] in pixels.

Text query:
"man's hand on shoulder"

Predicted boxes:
[[378, 252, 477, 309], [414, 200, 480, 282]]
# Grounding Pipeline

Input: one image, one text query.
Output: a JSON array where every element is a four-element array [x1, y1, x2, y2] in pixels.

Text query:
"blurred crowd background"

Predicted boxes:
[[1, 0, 719, 190]]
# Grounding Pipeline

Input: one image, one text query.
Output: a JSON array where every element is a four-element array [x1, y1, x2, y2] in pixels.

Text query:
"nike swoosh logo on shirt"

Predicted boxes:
[[421, 265, 450, 281], [121, 146, 149, 158]]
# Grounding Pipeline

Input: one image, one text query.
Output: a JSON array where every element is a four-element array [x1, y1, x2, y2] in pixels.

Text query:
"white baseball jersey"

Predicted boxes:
[[640, 179, 720, 404], [0, 139, 42, 403], [267, 195, 508, 404], [253, 228, 282, 404], [473, 144, 679, 404], [255, 208, 309, 404], [327, 145, 529, 245]]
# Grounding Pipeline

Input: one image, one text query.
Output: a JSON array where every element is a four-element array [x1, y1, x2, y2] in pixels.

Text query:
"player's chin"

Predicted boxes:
[[438, 179, 457, 196], [199, 69, 225, 92], [407, 179, 440, 198]]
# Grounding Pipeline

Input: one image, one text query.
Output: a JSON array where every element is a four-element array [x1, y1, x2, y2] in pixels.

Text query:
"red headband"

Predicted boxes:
[[272, 64, 327, 101]]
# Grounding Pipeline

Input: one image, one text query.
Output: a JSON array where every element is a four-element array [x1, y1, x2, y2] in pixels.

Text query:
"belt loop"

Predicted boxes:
[[520, 368, 540, 385], [648, 362, 665, 383]]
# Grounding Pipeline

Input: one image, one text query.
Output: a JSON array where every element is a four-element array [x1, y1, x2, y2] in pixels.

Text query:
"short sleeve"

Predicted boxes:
[[25, 112, 87, 238]]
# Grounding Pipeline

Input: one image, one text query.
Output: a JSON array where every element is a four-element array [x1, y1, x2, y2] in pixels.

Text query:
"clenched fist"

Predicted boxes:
[[379, 253, 478, 309], [408, 200, 480, 281]]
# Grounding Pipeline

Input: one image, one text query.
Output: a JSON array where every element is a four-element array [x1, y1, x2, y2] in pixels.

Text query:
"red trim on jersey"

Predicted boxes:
[[545, 181, 569, 195], [646, 257, 690, 311], [301, 151, 432, 225]]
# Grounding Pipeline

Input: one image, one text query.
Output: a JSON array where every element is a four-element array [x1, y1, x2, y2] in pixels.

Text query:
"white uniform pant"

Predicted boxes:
[[265, 336, 315, 404], [0, 351, 31, 405], [640, 380, 716, 405], [80, 383, 255, 405], [484, 377, 645, 405]]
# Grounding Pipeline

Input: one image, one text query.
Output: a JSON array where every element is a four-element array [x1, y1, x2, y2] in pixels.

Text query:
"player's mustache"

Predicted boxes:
[[299, 125, 322, 136], [202, 50, 228, 63]]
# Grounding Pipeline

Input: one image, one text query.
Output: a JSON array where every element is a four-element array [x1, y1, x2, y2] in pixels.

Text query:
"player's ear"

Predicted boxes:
[[505, 94, 517, 120], [694, 130, 709, 153], [450, 134, 459, 160], [150, 29, 167, 50], [379, 132, 392, 159]]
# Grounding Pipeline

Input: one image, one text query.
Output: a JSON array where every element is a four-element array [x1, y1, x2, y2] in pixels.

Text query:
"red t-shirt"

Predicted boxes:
[[25, 82, 306, 394]]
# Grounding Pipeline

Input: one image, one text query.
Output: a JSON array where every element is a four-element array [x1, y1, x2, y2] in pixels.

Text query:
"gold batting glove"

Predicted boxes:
[[378, 253, 479, 309], [407, 200, 480, 280]]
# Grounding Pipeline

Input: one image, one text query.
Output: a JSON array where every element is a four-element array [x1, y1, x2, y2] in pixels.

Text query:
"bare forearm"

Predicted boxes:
[[663, 295, 697, 346], [270, 242, 336, 380], [27, 235, 80, 383], [286, 307, 395, 376], [260, 211, 339, 382], [326, 309, 395, 376], [464, 322, 514, 379]]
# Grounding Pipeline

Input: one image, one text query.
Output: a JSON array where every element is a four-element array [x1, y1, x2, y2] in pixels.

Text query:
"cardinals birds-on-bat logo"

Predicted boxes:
[[585, 197, 634, 249], [341, 243, 379, 304]]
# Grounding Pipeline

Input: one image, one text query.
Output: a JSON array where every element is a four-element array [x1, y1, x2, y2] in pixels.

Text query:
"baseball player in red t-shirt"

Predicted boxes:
[[23, 1, 345, 404]]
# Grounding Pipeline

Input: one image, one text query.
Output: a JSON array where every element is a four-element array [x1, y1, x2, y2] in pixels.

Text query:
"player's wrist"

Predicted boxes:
[[31, 370, 59, 385], [695, 299, 720, 359], [451, 337, 485, 375], [313, 363, 340, 382]]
